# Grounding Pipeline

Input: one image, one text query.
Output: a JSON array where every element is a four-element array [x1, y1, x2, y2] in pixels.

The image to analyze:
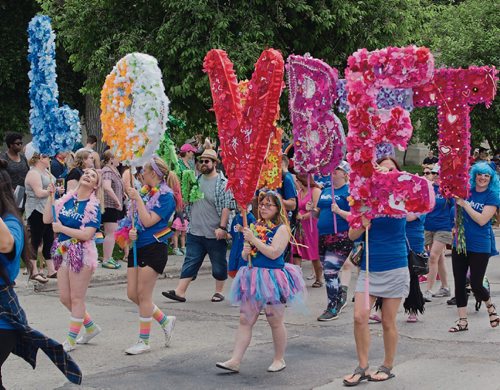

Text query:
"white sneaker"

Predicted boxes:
[[125, 339, 151, 355], [423, 290, 433, 302], [76, 324, 102, 344], [163, 316, 176, 347], [433, 287, 451, 297], [173, 248, 183, 256], [62, 339, 75, 353]]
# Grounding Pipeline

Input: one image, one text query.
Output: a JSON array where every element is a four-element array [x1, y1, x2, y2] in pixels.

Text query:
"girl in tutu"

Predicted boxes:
[[216, 191, 305, 373]]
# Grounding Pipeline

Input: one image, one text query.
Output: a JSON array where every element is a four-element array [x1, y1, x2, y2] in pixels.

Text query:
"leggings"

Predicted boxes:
[[451, 249, 490, 308], [0, 330, 17, 390], [27, 210, 54, 260]]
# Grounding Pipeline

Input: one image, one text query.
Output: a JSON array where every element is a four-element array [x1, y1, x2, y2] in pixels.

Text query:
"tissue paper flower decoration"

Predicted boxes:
[[413, 66, 498, 199], [345, 46, 436, 228], [203, 49, 284, 208], [101, 53, 169, 167], [286, 54, 345, 175], [336, 79, 414, 114], [28, 15, 80, 156]]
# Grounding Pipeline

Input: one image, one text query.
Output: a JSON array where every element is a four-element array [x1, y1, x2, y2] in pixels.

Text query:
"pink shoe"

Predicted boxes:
[[407, 314, 418, 323], [369, 314, 382, 324], [419, 275, 428, 284]]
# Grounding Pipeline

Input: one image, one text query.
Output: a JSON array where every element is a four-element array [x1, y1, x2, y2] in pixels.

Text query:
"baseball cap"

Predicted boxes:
[[180, 144, 197, 153], [431, 164, 440, 174], [337, 160, 350, 173]]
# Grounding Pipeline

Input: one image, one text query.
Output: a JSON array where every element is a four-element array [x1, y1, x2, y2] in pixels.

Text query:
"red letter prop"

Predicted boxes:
[[203, 49, 284, 208], [286, 54, 345, 175], [413, 66, 498, 198], [345, 46, 436, 228]]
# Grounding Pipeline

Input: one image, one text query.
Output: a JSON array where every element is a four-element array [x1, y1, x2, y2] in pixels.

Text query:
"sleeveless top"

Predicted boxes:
[[25, 168, 53, 218], [251, 223, 285, 269]]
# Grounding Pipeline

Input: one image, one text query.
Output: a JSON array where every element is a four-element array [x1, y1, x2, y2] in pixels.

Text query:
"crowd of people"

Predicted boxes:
[[0, 130, 499, 387]]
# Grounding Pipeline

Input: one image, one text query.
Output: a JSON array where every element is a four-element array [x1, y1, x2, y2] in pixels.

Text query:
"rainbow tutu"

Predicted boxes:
[[229, 263, 306, 312]]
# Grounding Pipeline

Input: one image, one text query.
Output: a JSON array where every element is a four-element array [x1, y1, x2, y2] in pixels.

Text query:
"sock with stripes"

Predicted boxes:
[[152, 305, 168, 328], [139, 317, 153, 345], [83, 312, 96, 333], [67, 317, 83, 346]]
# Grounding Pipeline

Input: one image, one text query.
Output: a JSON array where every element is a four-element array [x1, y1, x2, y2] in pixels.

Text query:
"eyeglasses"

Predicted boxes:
[[199, 159, 212, 164], [259, 202, 277, 210], [13, 141, 23, 146]]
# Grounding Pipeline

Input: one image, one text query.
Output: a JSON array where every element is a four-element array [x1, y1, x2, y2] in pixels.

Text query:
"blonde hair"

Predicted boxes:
[[258, 192, 290, 229], [102, 150, 115, 166], [76, 168, 105, 213], [72, 150, 91, 170], [144, 157, 183, 212], [29, 152, 41, 167]]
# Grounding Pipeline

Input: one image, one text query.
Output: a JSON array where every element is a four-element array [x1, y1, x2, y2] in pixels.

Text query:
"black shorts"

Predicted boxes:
[[102, 208, 121, 223], [128, 242, 168, 274]]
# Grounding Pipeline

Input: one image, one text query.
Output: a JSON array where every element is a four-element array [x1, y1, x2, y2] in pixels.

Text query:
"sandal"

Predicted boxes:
[[368, 365, 395, 382], [162, 290, 186, 302], [211, 293, 225, 302], [487, 303, 500, 328], [448, 317, 468, 333], [343, 366, 370, 387], [102, 258, 121, 269], [30, 273, 48, 284], [312, 280, 324, 288]]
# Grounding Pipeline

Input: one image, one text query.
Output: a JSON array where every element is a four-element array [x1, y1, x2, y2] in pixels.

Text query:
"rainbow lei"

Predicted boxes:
[[248, 221, 277, 258]]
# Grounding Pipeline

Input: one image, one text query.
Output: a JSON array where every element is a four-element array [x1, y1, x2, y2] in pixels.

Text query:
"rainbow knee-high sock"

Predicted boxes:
[[139, 317, 152, 345], [67, 317, 83, 346], [83, 312, 96, 333], [152, 305, 168, 328]]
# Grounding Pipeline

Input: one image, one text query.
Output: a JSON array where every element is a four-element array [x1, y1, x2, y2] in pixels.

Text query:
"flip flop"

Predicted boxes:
[[211, 293, 225, 302], [368, 365, 395, 382], [162, 290, 186, 302], [343, 366, 370, 387]]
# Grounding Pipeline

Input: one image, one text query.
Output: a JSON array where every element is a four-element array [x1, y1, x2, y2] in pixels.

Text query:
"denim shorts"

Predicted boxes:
[[180, 233, 228, 281]]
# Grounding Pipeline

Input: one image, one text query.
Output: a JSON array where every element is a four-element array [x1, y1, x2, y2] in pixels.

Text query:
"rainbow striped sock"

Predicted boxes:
[[83, 312, 96, 333], [139, 317, 152, 345], [152, 305, 168, 328], [67, 317, 83, 346]]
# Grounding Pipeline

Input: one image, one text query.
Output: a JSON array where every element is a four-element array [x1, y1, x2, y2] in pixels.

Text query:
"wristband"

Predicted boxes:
[[218, 226, 227, 231]]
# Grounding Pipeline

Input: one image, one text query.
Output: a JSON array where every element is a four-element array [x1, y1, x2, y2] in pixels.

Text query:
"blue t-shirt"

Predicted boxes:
[[252, 224, 285, 269], [137, 192, 176, 248], [406, 215, 426, 253], [58, 198, 101, 242], [424, 184, 454, 232], [360, 217, 407, 272], [228, 212, 256, 272], [0, 215, 24, 329], [278, 172, 297, 200], [317, 185, 350, 235], [460, 188, 500, 253]]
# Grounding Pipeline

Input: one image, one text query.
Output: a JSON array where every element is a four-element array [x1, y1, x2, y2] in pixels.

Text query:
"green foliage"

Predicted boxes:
[[38, 0, 430, 139]]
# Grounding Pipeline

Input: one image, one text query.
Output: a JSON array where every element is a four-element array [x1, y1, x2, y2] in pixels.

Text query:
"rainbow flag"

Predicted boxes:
[[153, 227, 174, 244], [95, 232, 104, 244]]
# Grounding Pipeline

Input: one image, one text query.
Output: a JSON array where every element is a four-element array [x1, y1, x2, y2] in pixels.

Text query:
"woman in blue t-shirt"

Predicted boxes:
[[449, 162, 500, 333], [124, 157, 182, 355], [217, 191, 305, 374], [344, 157, 409, 385], [44, 168, 103, 353], [314, 161, 353, 321], [423, 165, 453, 301]]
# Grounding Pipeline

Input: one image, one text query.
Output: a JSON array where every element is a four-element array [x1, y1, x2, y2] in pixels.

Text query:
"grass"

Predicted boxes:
[[403, 164, 422, 174]]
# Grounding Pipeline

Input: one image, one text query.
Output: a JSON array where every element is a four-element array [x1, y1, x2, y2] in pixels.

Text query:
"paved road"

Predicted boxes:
[[4, 236, 500, 390]]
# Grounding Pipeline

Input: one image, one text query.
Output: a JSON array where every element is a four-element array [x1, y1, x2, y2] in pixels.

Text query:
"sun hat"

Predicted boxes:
[[198, 148, 219, 162]]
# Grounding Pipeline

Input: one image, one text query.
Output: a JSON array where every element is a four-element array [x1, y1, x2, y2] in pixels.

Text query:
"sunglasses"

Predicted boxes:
[[423, 172, 432, 176], [199, 159, 213, 164]]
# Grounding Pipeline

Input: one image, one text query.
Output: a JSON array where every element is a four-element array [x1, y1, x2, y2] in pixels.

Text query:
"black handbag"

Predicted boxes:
[[408, 250, 429, 276], [347, 241, 364, 267]]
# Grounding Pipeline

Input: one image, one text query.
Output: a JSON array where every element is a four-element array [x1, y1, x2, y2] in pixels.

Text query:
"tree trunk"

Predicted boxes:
[[85, 94, 104, 153]]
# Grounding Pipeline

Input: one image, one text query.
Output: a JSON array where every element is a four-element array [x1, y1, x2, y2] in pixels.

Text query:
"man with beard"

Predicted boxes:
[[162, 149, 234, 303]]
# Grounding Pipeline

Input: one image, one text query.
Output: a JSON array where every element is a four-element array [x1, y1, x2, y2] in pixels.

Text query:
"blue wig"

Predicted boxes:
[[469, 162, 499, 196]]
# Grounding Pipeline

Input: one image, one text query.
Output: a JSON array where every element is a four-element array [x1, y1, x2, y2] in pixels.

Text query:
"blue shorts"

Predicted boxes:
[[180, 233, 228, 281]]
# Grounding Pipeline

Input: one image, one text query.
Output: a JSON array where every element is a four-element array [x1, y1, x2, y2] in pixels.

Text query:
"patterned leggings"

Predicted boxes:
[[319, 233, 353, 309]]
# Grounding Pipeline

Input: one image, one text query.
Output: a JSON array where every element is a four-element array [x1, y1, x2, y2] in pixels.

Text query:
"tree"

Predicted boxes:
[[412, 0, 500, 152], [39, 0, 431, 142]]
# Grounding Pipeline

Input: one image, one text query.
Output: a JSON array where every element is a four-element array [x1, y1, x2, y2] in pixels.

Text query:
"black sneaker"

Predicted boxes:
[[447, 296, 456, 305], [317, 308, 339, 321]]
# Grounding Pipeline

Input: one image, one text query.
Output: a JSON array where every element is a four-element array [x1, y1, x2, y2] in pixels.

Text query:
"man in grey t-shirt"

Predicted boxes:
[[162, 149, 234, 303]]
